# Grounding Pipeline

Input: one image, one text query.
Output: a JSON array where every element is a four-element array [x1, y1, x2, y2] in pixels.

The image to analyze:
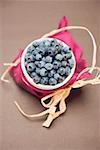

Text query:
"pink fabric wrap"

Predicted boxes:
[[10, 17, 90, 98]]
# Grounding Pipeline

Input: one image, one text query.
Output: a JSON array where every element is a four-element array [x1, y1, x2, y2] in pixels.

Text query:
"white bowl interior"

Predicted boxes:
[[21, 38, 76, 90]]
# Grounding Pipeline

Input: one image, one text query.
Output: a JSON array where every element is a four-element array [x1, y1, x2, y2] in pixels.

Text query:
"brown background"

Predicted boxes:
[[0, 0, 100, 150]]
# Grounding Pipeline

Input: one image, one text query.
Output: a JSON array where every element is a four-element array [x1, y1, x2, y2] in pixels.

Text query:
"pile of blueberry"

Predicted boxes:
[[24, 38, 74, 86]]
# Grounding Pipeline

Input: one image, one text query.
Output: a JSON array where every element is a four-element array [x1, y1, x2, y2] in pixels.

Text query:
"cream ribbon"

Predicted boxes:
[[1, 58, 20, 83], [14, 88, 71, 127], [1, 26, 100, 127]]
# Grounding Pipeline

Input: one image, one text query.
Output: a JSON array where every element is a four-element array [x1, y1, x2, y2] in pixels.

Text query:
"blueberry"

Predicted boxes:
[[54, 73, 60, 80], [40, 68, 47, 76], [52, 47, 59, 55], [49, 78, 57, 85], [67, 52, 72, 59], [25, 54, 35, 62], [45, 63, 53, 70], [38, 61, 45, 68], [44, 40, 50, 47], [63, 53, 72, 60], [62, 47, 69, 53], [41, 77, 48, 85], [45, 56, 52, 63], [35, 47, 41, 53], [36, 67, 40, 74], [59, 43, 63, 49], [31, 72, 37, 78], [35, 61, 39, 66], [35, 53, 42, 60], [42, 57, 46, 62], [53, 61, 61, 70], [58, 76, 65, 83], [54, 49, 59, 55], [48, 70, 56, 77], [39, 41, 45, 48], [27, 46, 34, 53], [55, 44, 60, 50], [62, 61, 67, 67], [50, 39, 57, 46], [55, 54, 63, 61], [32, 50, 38, 56], [38, 49, 45, 56], [26, 62, 35, 72], [63, 54, 67, 60], [68, 58, 74, 68], [25, 61, 28, 67], [31, 45, 36, 50], [65, 67, 71, 76], [32, 41, 39, 48], [57, 67, 66, 75], [37, 46, 45, 53], [33, 75, 40, 84], [47, 49, 54, 56], [43, 49, 47, 56], [55, 44, 62, 53]]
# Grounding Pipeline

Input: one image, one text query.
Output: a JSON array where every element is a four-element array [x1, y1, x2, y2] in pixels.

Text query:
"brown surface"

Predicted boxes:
[[0, 0, 100, 150]]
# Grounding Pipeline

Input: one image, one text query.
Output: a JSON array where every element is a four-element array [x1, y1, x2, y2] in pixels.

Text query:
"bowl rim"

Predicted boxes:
[[21, 37, 76, 90]]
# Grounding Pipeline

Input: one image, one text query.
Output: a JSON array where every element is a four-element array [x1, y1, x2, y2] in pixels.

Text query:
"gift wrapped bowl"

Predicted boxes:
[[21, 37, 76, 90]]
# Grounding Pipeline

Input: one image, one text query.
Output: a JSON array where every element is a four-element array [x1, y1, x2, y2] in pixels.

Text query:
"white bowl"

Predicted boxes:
[[21, 38, 76, 90]]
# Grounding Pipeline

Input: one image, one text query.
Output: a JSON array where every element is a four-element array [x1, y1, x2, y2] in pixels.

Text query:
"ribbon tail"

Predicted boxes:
[[14, 87, 71, 128], [14, 101, 56, 118], [1, 58, 20, 83], [42, 88, 71, 127], [72, 66, 100, 88]]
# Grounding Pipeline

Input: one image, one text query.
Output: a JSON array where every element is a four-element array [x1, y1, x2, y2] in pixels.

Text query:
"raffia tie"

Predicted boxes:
[[1, 26, 100, 127]]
